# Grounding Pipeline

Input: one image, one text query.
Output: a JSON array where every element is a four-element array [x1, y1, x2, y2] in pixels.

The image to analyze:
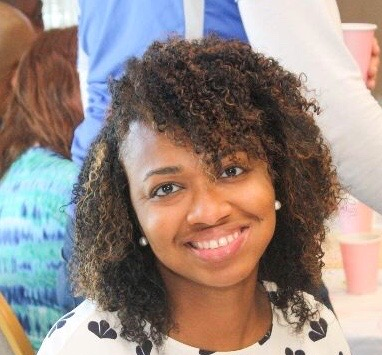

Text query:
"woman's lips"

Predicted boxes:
[[186, 227, 249, 262]]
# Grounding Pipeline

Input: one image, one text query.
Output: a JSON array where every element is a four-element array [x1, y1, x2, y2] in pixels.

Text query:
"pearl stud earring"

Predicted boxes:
[[275, 200, 282, 211], [139, 236, 149, 247]]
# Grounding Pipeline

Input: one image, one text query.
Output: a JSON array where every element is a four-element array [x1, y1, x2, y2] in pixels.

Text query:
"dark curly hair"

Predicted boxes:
[[71, 36, 341, 347]]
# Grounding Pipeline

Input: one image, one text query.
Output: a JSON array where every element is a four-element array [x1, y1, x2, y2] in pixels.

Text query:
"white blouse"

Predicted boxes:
[[37, 282, 351, 355]]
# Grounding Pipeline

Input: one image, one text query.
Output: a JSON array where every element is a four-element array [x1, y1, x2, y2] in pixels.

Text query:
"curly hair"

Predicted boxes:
[[71, 36, 342, 346], [0, 26, 83, 178]]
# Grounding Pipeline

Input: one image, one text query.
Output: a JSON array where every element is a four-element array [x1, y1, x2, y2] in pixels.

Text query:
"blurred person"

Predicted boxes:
[[73, 0, 382, 214], [237, 0, 382, 213], [0, 0, 44, 32], [38, 36, 350, 355], [0, 26, 83, 350], [0, 2, 36, 118]]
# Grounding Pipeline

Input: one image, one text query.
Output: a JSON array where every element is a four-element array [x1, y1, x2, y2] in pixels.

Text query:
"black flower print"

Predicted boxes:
[[308, 318, 328, 342], [136, 339, 153, 355], [48, 312, 75, 337], [199, 350, 215, 355], [88, 320, 117, 339], [285, 348, 305, 355]]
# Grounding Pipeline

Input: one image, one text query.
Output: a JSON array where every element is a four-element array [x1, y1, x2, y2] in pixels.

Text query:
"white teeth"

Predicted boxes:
[[209, 240, 219, 249], [218, 237, 228, 247], [191, 232, 241, 250]]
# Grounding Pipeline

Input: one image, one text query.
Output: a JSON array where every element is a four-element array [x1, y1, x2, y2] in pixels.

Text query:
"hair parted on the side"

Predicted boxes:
[[71, 36, 342, 346]]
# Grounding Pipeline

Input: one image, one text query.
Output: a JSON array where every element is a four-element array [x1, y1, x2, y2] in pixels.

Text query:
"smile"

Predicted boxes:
[[189, 231, 240, 250], [186, 227, 249, 263]]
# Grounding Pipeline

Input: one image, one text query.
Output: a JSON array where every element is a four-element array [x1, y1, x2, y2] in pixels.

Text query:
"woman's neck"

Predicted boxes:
[[164, 273, 272, 351]]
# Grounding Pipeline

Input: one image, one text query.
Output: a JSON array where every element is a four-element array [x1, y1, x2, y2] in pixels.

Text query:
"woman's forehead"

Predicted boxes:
[[119, 120, 266, 168]]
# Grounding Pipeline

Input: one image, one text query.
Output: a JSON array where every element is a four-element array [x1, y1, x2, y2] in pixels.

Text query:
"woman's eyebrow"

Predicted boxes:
[[143, 166, 183, 181], [220, 151, 248, 162]]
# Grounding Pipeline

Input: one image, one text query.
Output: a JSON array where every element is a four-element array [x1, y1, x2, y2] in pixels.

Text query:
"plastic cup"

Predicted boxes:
[[342, 23, 377, 83], [338, 196, 374, 234], [338, 233, 381, 294]]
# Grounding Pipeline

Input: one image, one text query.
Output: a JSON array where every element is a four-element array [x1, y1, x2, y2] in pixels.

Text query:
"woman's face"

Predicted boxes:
[[121, 121, 276, 289]]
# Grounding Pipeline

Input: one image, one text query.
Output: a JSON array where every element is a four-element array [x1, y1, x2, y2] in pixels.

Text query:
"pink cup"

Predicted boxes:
[[338, 196, 374, 234], [342, 23, 377, 83], [338, 233, 381, 294]]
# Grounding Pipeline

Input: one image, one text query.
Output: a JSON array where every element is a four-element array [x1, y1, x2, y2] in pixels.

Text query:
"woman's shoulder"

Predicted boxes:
[[2, 147, 79, 185], [0, 147, 78, 226], [262, 281, 351, 355], [263, 281, 322, 304], [262, 280, 335, 321], [37, 300, 137, 355], [22, 147, 79, 177]]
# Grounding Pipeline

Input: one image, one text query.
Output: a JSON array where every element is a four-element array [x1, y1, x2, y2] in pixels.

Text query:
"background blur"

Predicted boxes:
[[42, 0, 78, 29], [338, 0, 382, 99], [41, 0, 382, 99]]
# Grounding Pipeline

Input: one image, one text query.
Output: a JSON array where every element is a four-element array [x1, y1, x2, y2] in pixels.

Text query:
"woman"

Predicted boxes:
[[0, 27, 83, 350], [0, 2, 36, 119], [38, 37, 349, 354]]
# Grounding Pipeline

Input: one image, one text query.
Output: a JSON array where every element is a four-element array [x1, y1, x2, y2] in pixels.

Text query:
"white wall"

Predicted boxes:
[[42, 0, 79, 29]]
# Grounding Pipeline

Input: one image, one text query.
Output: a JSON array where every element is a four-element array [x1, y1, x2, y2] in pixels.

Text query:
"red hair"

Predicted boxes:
[[0, 26, 83, 177]]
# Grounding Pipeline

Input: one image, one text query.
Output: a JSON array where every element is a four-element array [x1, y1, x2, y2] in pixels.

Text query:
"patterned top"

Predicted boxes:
[[0, 147, 79, 350], [37, 282, 351, 355]]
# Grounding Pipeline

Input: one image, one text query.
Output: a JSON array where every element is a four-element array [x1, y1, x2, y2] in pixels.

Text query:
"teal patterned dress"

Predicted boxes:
[[0, 147, 79, 351]]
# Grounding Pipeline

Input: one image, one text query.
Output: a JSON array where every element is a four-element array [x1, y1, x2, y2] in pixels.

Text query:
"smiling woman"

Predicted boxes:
[[38, 36, 349, 355], [122, 121, 276, 288]]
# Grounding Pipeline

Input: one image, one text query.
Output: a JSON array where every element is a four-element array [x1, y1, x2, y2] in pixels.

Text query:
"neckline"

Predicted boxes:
[[164, 317, 274, 354], [162, 281, 277, 354]]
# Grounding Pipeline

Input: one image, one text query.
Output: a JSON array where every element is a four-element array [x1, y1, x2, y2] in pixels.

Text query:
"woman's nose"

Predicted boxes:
[[186, 184, 232, 226]]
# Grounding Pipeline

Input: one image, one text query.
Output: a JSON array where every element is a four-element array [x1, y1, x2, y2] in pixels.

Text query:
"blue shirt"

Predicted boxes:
[[71, 0, 248, 165], [0, 147, 79, 350]]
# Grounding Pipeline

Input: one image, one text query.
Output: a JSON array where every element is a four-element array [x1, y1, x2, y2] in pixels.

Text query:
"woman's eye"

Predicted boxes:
[[152, 183, 181, 197], [221, 166, 244, 178]]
